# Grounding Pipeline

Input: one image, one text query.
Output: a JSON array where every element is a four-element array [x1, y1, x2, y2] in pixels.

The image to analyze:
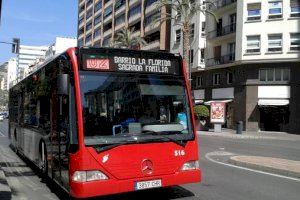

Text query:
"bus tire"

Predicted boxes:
[[39, 141, 48, 178]]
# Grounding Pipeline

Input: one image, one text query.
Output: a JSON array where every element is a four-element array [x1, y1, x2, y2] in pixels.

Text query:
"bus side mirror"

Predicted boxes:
[[57, 74, 70, 96]]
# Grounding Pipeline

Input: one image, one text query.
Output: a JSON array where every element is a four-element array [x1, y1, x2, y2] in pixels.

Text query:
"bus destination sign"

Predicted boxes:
[[83, 55, 179, 75]]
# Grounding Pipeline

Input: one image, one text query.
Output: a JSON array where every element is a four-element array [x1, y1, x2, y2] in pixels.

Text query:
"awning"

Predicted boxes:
[[194, 100, 204, 104], [204, 99, 233, 105], [258, 99, 289, 106]]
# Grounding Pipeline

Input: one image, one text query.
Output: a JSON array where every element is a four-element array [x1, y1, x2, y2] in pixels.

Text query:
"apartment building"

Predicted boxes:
[[193, 0, 300, 133], [17, 45, 48, 80], [45, 37, 77, 59], [77, 0, 170, 51], [0, 62, 8, 90], [170, 0, 206, 72]]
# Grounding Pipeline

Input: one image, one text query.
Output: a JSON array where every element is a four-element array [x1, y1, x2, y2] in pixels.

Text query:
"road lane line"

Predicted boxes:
[[0, 130, 5, 137], [205, 151, 300, 182]]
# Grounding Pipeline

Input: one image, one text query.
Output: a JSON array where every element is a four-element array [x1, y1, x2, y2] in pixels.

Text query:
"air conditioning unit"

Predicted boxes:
[[201, 4, 207, 11]]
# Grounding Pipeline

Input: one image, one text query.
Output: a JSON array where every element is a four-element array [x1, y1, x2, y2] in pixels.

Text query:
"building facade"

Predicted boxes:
[[6, 58, 18, 89], [77, 0, 170, 51], [17, 45, 48, 80], [170, 0, 206, 72], [45, 37, 77, 59], [0, 58, 18, 90], [193, 0, 300, 133], [18, 37, 77, 79], [0, 62, 8, 90]]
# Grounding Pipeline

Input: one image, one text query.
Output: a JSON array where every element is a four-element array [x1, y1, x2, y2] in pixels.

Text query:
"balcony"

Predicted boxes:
[[103, 29, 112, 38], [206, 53, 235, 67], [144, 21, 160, 35], [94, 21, 102, 30], [115, 23, 125, 31], [104, 0, 113, 8], [207, 23, 236, 40], [78, 33, 84, 40], [115, 5, 125, 17], [78, 20, 85, 29], [79, 8, 85, 17], [131, 31, 141, 38], [103, 14, 113, 24], [214, 0, 237, 9], [129, 0, 139, 7], [145, 2, 157, 15], [79, 0, 85, 6], [128, 13, 141, 25], [142, 40, 160, 50], [86, 40, 92, 47]]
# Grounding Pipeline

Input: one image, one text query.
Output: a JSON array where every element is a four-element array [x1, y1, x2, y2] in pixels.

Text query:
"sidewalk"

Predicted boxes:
[[0, 167, 11, 200], [229, 155, 300, 179], [197, 129, 300, 141]]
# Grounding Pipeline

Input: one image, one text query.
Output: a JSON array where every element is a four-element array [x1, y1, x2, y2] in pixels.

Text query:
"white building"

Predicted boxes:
[[170, 0, 206, 73], [45, 37, 77, 59], [193, 0, 300, 133], [17, 45, 48, 80], [0, 62, 8, 90], [7, 58, 18, 89], [205, 0, 300, 67], [19, 37, 77, 79]]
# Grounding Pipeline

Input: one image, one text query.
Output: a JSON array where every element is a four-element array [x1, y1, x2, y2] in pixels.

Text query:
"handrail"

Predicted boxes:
[[207, 23, 236, 39], [206, 53, 235, 67]]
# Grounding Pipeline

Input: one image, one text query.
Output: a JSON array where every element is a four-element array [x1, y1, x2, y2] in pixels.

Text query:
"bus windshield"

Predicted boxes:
[[79, 71, 193, 146]]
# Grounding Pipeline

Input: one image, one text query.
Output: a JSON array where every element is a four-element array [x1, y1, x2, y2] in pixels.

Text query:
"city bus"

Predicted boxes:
[[9, 47, 201, 198]]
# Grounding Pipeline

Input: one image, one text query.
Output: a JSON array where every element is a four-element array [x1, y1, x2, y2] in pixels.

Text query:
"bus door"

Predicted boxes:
[[50, 75, 70, 190]]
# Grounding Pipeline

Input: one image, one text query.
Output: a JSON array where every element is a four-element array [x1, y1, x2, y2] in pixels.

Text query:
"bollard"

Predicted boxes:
[[236, 121, 243, 134]]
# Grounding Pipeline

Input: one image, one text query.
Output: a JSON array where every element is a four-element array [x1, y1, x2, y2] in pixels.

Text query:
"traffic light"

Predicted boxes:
[[12, 38, 20, 54]]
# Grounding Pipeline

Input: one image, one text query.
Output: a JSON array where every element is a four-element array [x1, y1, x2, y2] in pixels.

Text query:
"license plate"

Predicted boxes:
[[135, 179, 162, 190]]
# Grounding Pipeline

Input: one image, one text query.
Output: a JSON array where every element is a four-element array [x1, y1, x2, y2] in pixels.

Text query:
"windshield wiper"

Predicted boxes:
[[92, 137, 162, 152], [92, 132, 186, 153], [143, 131, 186, 147], [93, 141, 132, 153]]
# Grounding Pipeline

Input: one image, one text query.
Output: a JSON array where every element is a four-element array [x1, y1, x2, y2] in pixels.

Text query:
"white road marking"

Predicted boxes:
[[0, 147, 41, 191], [0, 130, 5, 137], [205, 151, 300, 182]]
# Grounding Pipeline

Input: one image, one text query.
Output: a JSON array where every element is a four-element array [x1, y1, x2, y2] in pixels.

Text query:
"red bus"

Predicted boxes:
[[9, 47, 201, 198]]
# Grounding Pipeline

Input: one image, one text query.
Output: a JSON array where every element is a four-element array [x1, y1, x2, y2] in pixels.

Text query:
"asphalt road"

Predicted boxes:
[[0, 119, 299, 200]]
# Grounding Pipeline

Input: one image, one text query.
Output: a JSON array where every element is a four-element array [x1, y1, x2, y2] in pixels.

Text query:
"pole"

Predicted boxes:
[[0, 41, 14, 45]]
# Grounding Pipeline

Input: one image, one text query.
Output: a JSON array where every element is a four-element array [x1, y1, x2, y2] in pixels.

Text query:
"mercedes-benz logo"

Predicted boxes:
[[141, 159, 154, 175]]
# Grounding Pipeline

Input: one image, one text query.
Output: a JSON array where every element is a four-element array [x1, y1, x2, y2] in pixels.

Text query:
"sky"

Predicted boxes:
[[0, 0, 77, 63]]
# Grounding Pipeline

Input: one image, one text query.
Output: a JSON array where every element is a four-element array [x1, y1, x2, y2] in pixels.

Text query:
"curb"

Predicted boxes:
[[198, 132, 273, 139], [197, 132, 294, 141], [228, 157, 300, 179], [0, 168, 12, 199]]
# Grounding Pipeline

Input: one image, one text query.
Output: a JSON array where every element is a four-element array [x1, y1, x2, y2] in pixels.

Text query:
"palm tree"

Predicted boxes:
[[153, 0, 216, 79], [111, 27, 147, 49]]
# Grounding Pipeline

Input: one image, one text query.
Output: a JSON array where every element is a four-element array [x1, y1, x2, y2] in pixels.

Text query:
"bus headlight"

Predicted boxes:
[[72, 170, 108, 182], [181, 161, 200, 171], [87, 170, 108, 181]]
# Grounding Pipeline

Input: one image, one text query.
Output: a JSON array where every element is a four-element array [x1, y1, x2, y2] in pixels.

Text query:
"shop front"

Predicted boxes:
[[258, 86, 290, 132]]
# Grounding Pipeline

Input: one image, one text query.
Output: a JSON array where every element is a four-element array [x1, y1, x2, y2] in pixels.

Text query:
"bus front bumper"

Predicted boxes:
[[70, 169, 201, 198]]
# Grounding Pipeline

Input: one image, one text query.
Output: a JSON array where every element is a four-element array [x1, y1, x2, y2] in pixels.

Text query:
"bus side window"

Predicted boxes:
[[69, 84, 78, 150]]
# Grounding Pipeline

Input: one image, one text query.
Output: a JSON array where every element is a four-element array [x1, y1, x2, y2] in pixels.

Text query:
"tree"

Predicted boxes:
[[0, 90, 8, 111], [153, 0, 216, 79], [194, 105, 209, 120], [111, 27, 147, 49]]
